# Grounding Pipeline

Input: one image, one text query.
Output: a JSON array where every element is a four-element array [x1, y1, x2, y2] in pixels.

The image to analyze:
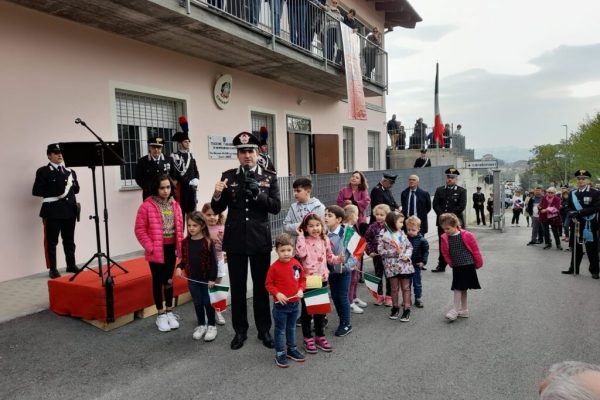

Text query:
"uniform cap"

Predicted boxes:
[[148, 136, 164, 147], [445, 167, 460, 177], [47, 143, 61, 154], [233, 132, 260, 149], [383, 173, 397, 183], [574, 169, 591, 178], [172, 132, 190, 143]]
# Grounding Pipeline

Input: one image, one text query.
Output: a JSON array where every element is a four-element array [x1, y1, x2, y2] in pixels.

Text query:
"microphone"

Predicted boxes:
[[74, 118, 87, 127]]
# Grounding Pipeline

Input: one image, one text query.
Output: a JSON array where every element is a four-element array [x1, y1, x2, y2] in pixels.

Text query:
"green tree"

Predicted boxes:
[[529, 144, 564, 185], [569, 113, 600, 177]]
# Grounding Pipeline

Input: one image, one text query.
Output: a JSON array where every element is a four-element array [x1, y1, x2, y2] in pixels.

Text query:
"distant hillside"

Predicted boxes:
[[475, 147, 531, 163]]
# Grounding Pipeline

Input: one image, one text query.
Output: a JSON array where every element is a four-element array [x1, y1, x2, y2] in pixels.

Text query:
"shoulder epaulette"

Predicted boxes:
[[263, 168, 277, 175]]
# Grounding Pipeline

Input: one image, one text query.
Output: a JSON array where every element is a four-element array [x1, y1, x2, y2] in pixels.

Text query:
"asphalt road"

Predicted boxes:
[[1, 224, 600, 400]]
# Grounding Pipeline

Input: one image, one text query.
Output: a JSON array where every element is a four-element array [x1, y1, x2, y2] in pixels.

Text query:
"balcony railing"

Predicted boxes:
[[189, 0, 388, 88]]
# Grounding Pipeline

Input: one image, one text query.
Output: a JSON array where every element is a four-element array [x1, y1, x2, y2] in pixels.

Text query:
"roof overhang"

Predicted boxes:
[[369, 0, 422, 29]]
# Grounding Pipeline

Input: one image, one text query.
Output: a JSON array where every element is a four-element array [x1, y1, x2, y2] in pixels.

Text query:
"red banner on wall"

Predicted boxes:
[[340, 24, 367, 120]]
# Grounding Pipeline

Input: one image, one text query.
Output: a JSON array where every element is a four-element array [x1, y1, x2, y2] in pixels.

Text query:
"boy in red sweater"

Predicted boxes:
[[265, 233, 307, 368]]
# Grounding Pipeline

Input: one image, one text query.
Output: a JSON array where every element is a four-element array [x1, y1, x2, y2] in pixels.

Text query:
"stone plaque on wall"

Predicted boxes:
[[208, 136, 236, 159]]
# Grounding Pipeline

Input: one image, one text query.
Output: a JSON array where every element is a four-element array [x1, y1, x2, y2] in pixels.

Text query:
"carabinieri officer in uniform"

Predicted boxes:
[[211, 132, 281, 350], [562, 169, 600, 279], [32, 143, 80, 279], [135, 136, 172, 200], [432, 167, 467, 272], [170, 125, 199, 219]]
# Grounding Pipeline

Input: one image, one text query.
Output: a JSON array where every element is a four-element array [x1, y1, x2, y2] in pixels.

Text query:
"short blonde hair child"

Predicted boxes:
[[439, 213, 461, 228], [343, 204, 358, 224], [372, 203, 391, 215], [405, 216, 421, 228]]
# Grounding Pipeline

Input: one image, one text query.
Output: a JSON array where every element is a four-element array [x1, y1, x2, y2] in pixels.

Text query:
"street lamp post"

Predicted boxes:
[[562, 124, 568, 185]]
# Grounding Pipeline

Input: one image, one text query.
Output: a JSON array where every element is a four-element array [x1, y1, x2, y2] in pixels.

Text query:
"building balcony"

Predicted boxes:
[[10, 0, 420, 99]]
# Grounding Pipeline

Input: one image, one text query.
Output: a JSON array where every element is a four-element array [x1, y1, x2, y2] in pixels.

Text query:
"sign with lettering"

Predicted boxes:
[[465, 160, 498, 169], [208, 136, 237, 159]]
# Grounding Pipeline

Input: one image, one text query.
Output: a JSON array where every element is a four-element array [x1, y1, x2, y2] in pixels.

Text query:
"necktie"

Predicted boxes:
[[408, 191, 414, 216]]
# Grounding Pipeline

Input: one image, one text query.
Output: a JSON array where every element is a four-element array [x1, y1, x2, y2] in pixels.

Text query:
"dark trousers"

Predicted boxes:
[[474, 206, 485, 225], [300, 286, 326, 338], [329, 271, 351, 327], [488, 210, 493, 225], [543, 223, 562, 246], [43, 217, 76, 270], [437, 226, 447, 270], [372, 255, 391, 296], [227, 253, 272, 335], [188, 280, 216, 326], [531, 217, 544, 243], [272, 302, 300, 353], [148, 244, 176, 310], [569, 224, 599, 274], [511, 209, 522, 224]]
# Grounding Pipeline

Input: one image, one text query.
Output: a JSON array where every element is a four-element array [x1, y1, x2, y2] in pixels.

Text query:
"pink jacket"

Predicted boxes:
[[336, 186, 371, 224], [134, 197, 183, 263], [295, 234, 341, 282], [440, 229, 483, 269], [538, 195, 561, 225]]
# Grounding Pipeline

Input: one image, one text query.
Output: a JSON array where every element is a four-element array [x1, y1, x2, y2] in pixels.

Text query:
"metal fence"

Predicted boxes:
[[189, 0, 388, 88], [268, 166, 447, 242]]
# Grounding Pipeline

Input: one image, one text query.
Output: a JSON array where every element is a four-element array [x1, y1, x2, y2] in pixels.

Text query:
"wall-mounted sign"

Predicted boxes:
[[208, 135, 237, 159], [465, 160, 498, 169], [214, 74, 232, 109]]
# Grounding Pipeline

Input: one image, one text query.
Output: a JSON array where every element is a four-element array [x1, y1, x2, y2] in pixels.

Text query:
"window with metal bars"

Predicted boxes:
[[342, 126, 355, 172], [115, 90, 186, 187], [251, 111, 276, 169], [367, 130, 380, 170]]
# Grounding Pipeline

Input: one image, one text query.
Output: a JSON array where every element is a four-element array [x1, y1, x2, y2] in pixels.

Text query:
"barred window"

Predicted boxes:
[[367, 130, 380, 170], [115, 90, 186, 187], [342, 126, 355, 172], [251, 111, 276, 169]]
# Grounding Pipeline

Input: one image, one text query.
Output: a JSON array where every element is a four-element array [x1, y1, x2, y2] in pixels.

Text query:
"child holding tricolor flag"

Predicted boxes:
[[265, 234, 306, 368], [343, 205, 368, 315], [324, 205, 356, 338], [201, 202, 227, 325], [378, 212, 414, 322], [296, 213, 344, 354], [364, 204, 392, 306], [176, 211, 219, 342]]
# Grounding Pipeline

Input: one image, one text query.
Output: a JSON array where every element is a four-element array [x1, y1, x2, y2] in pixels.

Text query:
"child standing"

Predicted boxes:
[[283, 178, 325, 242], [343, 205, 367, 314], [265, 233, 306, 368], [135, 175, 184, 332], [295, 213, 344, 353], [324, 205, 356, 337], [364, 204, 391, 306], [439, 213, 483, 321], [176, 211, 219, 341], [201, 202, 227, 325], [378, 212, 414, 322], [405, 216, 429, 308]]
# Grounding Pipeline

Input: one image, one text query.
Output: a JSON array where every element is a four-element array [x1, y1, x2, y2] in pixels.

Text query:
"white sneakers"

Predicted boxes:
[[204, 326, 218, 342], [193, 325, 207, 340], [458, 309, 469, 318], [350, 303, 364, 314], [166, 312, 179, 329], [354, 298, 368, 308], [216, 311, 226, 326], [192, 325, 217, 341], [156, 313, 171, 332], [445, 309, 458, 321]]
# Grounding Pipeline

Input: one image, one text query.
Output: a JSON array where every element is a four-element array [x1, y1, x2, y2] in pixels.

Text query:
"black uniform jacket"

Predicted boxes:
[[370, 183, 399, 214], [567, 187, 600, 232], [433, 185, 467, 226], [135, 154, 172, 199], [472, 192, 486, 209], [211, 165, 281, 255], [170, 151, 199, 213], [32, 164, 80, 219]]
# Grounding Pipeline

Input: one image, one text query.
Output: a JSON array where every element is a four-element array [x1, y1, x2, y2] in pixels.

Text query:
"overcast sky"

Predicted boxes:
[[385, 0, 600, 158]]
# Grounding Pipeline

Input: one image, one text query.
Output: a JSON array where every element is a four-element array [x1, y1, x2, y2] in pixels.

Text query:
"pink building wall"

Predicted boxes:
[[0, 2, 386, 282]]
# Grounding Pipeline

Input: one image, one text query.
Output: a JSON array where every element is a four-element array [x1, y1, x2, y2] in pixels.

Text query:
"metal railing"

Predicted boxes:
[[268, 166, 447, 243], [189, 0, 388, 88]]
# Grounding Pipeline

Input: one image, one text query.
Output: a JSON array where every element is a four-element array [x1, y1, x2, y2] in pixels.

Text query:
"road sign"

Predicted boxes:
[[465, 160, 498, 169]]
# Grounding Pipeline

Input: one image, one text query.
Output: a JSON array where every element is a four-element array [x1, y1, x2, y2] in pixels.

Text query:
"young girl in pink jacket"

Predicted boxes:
[[439, 213, 483, 321], [295, 213, 344, 354], [135, 175, 184, 332]]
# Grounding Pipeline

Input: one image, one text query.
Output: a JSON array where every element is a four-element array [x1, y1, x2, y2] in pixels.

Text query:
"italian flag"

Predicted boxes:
[[303, 287, 331, 315], [343, 226, 367, 259], [209, 284, 229, 312], [363, 272, 381, 300], [433, 62, 445, 146]]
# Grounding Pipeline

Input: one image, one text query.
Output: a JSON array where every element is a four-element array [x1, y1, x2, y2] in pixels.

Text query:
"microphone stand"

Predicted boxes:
[[71, 118, 128, 322]]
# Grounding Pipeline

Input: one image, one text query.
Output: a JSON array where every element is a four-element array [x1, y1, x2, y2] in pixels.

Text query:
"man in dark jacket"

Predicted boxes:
[[212, 132, 281, 350], [135, 136, 172, 200], [432, 167, 467, 272], [413, 149, 432, 168], [473, 186, 486, 225], [369, 173, 398, 223], [32, 143, 80, 279], [400, 174, 432, 234], [170, 128, 199, 219]]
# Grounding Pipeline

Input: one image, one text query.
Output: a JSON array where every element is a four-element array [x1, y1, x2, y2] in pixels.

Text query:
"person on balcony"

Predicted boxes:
[[363, 27, 382, 80], [443, 123, 452, 148], [288, 0, 310, 50], [410, 118, 428, 149], [343, 9, 359, 33], [325, 0, 343, 64], [386, 114, 399, 150]]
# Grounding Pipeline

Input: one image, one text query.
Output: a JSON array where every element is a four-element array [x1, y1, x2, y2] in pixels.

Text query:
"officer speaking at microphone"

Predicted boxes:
[[211, 132, 281, 350], [432, 167, 467, 272], [32, 143, 80, 279]]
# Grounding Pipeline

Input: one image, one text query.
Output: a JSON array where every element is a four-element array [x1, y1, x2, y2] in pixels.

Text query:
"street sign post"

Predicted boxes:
[[465, 160, 499, 169]]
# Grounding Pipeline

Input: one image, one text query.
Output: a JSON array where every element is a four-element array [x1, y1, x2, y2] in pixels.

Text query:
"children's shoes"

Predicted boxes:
[[374, 295, 385, 306], [384, 296, 393, 307], [445, 309, 458, 321], [315, 336, 332, 352], [457, 309, 469, 318], [303, 337, 318, 354]]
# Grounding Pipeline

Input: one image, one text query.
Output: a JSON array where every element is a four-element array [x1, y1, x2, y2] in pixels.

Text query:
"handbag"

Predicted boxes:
[[306, 275, 323, 289]]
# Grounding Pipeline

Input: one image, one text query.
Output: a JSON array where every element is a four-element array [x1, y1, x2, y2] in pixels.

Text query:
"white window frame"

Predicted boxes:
[[342, 126, 355, 172], [367, 130, 380, 170]]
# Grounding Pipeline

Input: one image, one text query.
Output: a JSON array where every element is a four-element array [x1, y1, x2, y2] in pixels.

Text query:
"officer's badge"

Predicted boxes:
[[239, 133, 250, 144]]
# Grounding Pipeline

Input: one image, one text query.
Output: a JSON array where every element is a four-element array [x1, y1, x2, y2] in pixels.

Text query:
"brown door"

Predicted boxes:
[[287, 131, 296, 176], [313, 134, 339, 174]]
